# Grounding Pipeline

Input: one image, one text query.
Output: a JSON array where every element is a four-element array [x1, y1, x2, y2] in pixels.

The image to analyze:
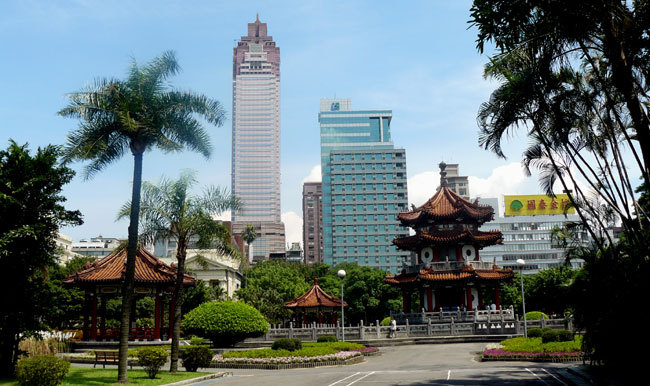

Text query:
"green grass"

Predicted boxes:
[[501, 336, 582, 353], [0, 368, 208, 385], [222, 341, 365, 359]]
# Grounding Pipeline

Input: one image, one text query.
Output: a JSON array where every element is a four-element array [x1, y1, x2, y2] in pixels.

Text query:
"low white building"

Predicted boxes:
[[182, 250, 243, 298]]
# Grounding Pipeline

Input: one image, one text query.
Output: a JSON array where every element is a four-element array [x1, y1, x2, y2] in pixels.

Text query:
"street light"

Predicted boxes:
[[338, 269, 346, 341], [516, 259, 527, 338]]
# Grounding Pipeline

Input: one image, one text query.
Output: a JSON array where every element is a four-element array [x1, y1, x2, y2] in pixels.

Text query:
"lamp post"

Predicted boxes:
[[516, 259, 527, 338], [338, 269, 346, 341]]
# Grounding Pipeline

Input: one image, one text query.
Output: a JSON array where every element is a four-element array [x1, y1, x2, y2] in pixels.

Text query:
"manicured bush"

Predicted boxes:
[[556, 329, 574, 342], [181, 345, 214, 372], [189, 336, 209, 346], [317, 335, 338, 343], [272, 338, 302, 351], [182, 301, 268, 346], [136, 347, 168, 379], [541, 329, 560, 343], [525, 311, 549, 320], [500, 336, 582, 353], [15, 355, 70, 386], [380, 317, 391, 326], [527, 327, 552, 338]]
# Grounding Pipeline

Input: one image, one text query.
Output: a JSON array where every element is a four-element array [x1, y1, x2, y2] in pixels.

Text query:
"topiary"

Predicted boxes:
[[527, 327, 553, 338], [525, 311, 549, 320], [317, 335, 338, 343], [556, 329, 574, 342], [136, 347, 168, 379], [182, 301, 268, 347], [380, 317, 391, 326], [15, 355, 70, 386], [541, 329, 560, 343], [181, 345, 214, 372], [272, 338, 302, 351]]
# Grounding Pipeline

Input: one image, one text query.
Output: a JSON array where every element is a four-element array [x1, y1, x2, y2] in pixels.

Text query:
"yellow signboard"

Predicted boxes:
[[504, 194, 575, 216]]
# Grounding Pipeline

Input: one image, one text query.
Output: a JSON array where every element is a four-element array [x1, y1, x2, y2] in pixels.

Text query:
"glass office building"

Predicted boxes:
[[319, 99, 410, 272]]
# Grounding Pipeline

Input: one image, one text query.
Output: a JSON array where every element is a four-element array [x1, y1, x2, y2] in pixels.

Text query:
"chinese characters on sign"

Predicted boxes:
[[504, 194, 574, 216]]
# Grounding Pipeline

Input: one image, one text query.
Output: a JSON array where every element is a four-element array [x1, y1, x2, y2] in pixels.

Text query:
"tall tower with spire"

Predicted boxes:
[[231, 15, 285, 262]]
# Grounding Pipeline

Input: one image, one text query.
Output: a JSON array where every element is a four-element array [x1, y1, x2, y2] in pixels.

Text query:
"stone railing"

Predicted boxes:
[[402, 260, 496, 273], [246, 316, 571, 343], [391, 308, 516, 324]]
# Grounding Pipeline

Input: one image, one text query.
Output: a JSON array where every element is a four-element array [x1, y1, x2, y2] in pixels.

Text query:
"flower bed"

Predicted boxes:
[[351, 347, 380, 356], [211, 351, 363, 369], [481, 336, 584, 362], [482, 348, 583, 362]]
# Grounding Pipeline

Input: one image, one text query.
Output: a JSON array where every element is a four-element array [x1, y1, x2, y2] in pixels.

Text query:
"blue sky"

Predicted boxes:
[[1, 0, 558, 245]]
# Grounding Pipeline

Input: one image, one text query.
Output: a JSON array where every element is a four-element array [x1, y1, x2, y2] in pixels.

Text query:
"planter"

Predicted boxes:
[[209, 355, 364, 370]]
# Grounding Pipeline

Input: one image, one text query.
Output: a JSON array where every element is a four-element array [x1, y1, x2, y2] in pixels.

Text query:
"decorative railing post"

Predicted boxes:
[[541, 317, 546, 328], [265, 323, 270, 341], [289, 322, 294, 339], [474, 309, 478, 321], [450, 317, 456, 335], [439, 308, 443, 321], [405, 318, 410, 337], [427, 318, 432, 336], [336, 321, 340, 340], [515, 314, 520, 334], [312, 322, 317, 341], [376, 320, 380, 339], [359, 320, 365, 340]]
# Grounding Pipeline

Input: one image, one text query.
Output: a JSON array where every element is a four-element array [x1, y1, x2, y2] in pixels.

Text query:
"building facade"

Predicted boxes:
[[319, 98, 410, 272], [444, 164, 469, 200], [71, 236, 123, 258], [302, 182, 323, 265], [231, 15, 285, 260], [478, 196, 587, 274]]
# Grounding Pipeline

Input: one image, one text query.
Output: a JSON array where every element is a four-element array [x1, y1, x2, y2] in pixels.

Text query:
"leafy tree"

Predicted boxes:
[[500, 267, 577, 316], [0, 141, 82, 377], [118, 170, 240, 372], [59, 51, 225, 382], [240, 224, 257, 266], [236, 261, 311, 323]]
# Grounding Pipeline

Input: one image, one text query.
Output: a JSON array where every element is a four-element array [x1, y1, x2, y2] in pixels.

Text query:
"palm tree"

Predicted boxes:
[[58, 51, 225, 383], [241, 224, 258, 265], [118, 170, 241, 372]]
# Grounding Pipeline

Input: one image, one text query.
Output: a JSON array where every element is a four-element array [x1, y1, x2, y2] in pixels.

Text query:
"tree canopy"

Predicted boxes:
[[0, 140, 82, 377]]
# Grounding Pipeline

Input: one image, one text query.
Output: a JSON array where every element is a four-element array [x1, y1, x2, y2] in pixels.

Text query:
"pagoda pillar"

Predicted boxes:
[[456, 246, 463, 262], [466, 287, 473, 311], [318, 309, 323, 326], [99, 296, 106, 340], [90, 293, 98, 340], [82, 292, 90, 340], [402, 290, 411, 313], [495, 286, 501, 309], [427, 288, 433, 311]]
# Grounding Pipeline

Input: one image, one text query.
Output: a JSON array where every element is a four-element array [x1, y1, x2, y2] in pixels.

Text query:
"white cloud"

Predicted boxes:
[[302, 164, 321, 183], [407, 170, 440, 207], [282, 211, 303, 247]]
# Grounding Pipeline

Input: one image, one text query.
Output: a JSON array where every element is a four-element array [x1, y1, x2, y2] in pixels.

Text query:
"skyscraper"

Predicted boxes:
[[319, 98, 410, 273], [302, 182, 323, 265], [231, 15, 285, 261]]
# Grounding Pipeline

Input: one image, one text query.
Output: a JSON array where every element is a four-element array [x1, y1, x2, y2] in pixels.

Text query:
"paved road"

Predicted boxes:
[[195, 343, 577, 385]]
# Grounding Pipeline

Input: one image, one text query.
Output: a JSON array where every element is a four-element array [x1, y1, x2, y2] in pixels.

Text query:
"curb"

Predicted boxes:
[[209, 355, 365, 370], [163, 372, 232, 386], [481, 355, 583, 363]]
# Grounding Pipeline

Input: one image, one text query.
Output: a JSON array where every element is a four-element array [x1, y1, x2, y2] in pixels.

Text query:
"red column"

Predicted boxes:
[[427, 288, 433, 311], [456, 246, 463, 261], [318, 311, 322, 326], [466, 287, 473, 311], [433, 248, 439, 262], [302, 312, 307, 326], [495, 286, 501, 309], [475, 247, 480, 261], [82, 293, 90, 340], [90, 294, 98, 340], [402, 291, 409, 313], [169, 296, 175, 339], [478, 289, 484, 309], [154, 292, 161, 340], [435, 291, 441, 311]]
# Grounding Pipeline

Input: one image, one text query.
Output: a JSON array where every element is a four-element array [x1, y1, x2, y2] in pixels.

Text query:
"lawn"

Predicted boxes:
[[500, 336, 582, 353], [0, 367, 208, 385]]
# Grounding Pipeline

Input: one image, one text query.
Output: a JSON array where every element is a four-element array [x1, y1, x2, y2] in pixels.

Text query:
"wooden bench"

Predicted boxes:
[[94, 350, 131, 369]]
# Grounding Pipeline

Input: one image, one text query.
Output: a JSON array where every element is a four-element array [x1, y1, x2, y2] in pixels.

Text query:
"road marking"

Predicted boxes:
[[447, 370, 451, 380], [346, 371, 376, 385], [525, 368, 549, 385], [327, 372, 361, 386], [541, 368, 567, 386]]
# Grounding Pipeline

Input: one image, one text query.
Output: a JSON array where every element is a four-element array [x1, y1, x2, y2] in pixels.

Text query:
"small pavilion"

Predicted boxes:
[[285, 278, 347, 327], [64, 247, 195, 341], [385, 162, 514, 313]]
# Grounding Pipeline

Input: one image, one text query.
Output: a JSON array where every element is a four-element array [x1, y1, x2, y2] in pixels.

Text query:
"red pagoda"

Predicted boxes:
[[285, 278, 347, 327], [385, 162, 513, 313]]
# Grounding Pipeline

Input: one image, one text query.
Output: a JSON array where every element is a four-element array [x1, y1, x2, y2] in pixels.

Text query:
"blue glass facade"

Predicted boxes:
[[319, 99, 410, 272]]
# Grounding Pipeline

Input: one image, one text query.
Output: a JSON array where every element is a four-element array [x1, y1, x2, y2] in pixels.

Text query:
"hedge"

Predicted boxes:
[[272, 338, 302, 351], [136, 347, 168, 379], [182, 301, 268, 346], [181, 345, 214, 372], [15, 355, 70, 386], [525, 311, 549, 320]]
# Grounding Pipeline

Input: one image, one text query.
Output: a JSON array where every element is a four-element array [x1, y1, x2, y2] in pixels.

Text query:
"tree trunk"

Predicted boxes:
[[117, 151, 143, 383], [0, 329, 17, 377], [169, 236, 188, 372]]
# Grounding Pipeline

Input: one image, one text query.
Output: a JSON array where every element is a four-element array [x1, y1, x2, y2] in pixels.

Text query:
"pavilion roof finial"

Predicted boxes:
[[255, 13, 260, 23], [439, 161, 448, 188]]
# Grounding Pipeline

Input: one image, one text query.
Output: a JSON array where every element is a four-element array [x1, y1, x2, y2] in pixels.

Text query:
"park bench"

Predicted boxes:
[[94, 350, 131, 369]]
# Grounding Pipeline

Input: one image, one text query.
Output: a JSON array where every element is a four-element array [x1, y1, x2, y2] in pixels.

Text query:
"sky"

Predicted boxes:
[[1, 0, 582, 246]]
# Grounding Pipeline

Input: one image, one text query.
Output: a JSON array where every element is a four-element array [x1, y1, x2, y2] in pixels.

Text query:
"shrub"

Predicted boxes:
[[182, 301, 268, 346], [556, 329, 574, 342], [189, 336, 209, 346], [541, 329, 560, 343], [136, 318, 154, 328], [380, 317, 391, 326], [15, 355, 70, 386], [527, 327, 552, 338], [525, 311, 549, 320], [136, 347, 168, 379], [181, 345, 214, 372], [317, 335, 338, 343], [272, 338, 302, 351]]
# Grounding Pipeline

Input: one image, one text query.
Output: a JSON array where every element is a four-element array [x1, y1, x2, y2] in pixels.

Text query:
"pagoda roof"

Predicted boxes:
[[393, 229, 503, 250], [397, 185, 494, 225], [285, 278, 347, 309], [384, 264, 514, 286], [64, 247, 195, 286]]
